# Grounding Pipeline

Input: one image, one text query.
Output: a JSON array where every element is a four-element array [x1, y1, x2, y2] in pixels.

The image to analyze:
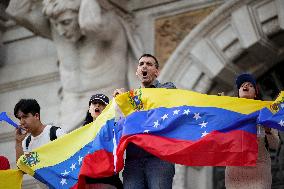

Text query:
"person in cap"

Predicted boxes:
[[83, 94, 123, 189], [113, 54, 176, 189], [83, 94, 110, 126], [225, 73, 280, 189], [235, 73, 258, 99]]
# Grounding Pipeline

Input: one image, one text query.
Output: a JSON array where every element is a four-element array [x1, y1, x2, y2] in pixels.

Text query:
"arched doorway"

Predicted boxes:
[[157, 0, 284, 188]]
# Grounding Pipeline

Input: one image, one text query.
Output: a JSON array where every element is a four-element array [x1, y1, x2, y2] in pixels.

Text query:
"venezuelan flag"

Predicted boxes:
[[17, 101, 119, 189], [113, 88, 274, 171], [15, 89, 284, 189], [0, 169, 23, 189], [258, 91, 284, 130]]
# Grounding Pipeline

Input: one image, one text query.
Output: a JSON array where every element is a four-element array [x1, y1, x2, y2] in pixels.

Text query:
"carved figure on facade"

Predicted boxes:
[[6, 0, 143, 130]]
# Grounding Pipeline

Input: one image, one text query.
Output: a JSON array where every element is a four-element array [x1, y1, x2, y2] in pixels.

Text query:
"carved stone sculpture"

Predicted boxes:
[[6, 0, 143, 130]]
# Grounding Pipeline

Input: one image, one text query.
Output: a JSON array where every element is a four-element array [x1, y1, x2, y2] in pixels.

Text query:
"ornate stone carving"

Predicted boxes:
[[0, 72, 59, 93], [6, 0, 143, 130], [160, 0, 284, 93], [155, 5, 218, 69], [157, 2, 284, 187]]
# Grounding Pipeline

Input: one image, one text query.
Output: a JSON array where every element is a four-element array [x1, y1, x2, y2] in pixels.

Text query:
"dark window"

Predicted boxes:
[[258, 63, 284, 100]]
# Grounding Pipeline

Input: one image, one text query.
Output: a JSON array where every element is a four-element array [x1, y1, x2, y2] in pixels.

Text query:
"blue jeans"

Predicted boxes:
[[122, 156, 175, 189]]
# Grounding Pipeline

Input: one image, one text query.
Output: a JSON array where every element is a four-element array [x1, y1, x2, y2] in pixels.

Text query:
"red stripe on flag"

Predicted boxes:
[[74, 150, 115, 189], [116, 130, 257, 169], [74, 130, 257, 188]]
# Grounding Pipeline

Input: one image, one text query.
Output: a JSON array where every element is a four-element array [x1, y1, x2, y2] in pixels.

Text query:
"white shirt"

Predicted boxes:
[[22, 125, 65, 153]]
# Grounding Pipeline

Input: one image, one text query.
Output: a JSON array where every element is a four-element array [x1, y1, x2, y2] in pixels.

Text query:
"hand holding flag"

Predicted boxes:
[[13, 89, 284, 189], [257, 91, 284, 131]]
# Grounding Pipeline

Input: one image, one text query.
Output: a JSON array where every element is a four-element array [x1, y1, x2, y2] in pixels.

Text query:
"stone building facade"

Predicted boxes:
[[0, 0, 283, 188]]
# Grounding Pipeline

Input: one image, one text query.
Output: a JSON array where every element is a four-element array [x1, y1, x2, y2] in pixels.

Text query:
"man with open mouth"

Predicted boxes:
[[113, 54, 176, 189]]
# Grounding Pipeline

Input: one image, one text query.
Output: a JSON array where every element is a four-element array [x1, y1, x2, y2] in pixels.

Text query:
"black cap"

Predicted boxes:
[[89, 94, 109, 105], [235, 73, 257, 89]]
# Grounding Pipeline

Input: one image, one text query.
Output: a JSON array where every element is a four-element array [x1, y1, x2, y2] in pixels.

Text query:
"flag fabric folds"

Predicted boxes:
[[11, 88, 284, 189], [16, 101, 118, 189], [0, 169, 23, 189], [116, 106, 259, 167], [114, 88, 271, 171], [258, 91, 284, 130]]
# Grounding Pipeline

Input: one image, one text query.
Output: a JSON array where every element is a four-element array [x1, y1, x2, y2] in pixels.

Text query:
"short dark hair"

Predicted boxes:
[[139, 54, 159, 69], [14, 99, 40, 118]]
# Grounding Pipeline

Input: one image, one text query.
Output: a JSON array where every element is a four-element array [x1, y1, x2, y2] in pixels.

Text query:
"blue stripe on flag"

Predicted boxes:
[[34, 119, 117, 188], [120, 106, 257, 141]]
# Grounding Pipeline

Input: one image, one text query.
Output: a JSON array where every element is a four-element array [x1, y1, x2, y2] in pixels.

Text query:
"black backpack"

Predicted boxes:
[[25, 126, 60, 150]]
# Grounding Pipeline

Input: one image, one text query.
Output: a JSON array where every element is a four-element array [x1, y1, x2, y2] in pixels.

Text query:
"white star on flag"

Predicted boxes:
[[153, 120, 160, 128], [78, 156, 83, 165], [173, 109, 180, 115], [70, 163, 76, 171], [61, 170, 70, 176], [183, 109, 190, 115], [161, 114, 168, 120], [199, 121, 208, 128], [193, 113, 201, 120], [279, 120, 284, 127], [60, 178, 67, 185], [201, 131, 209, 137], [281, 103, 284, 108], [143, 130, 150, 133]]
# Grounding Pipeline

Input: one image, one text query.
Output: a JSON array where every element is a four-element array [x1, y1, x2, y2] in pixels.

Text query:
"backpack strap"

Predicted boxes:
[[25, 126, 60, 150], [49, 126, 60, 141], [25, 135, 32, 151]]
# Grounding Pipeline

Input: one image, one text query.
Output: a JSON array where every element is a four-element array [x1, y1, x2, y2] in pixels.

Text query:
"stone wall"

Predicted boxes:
[[0, 12, 60, 188], [1, 0, 284, 188], [0, 1, 222, 188]]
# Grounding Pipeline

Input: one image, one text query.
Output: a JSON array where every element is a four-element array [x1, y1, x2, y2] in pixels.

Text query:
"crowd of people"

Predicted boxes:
[[0, 54, 281, 189]]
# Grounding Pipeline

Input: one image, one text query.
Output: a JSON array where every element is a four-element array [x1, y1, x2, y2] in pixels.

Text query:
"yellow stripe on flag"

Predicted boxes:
[[115, 88, 271, 116], [269, 91, 284, 113], [17, 100, 116, 175], [0, 169, 23, 189]]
